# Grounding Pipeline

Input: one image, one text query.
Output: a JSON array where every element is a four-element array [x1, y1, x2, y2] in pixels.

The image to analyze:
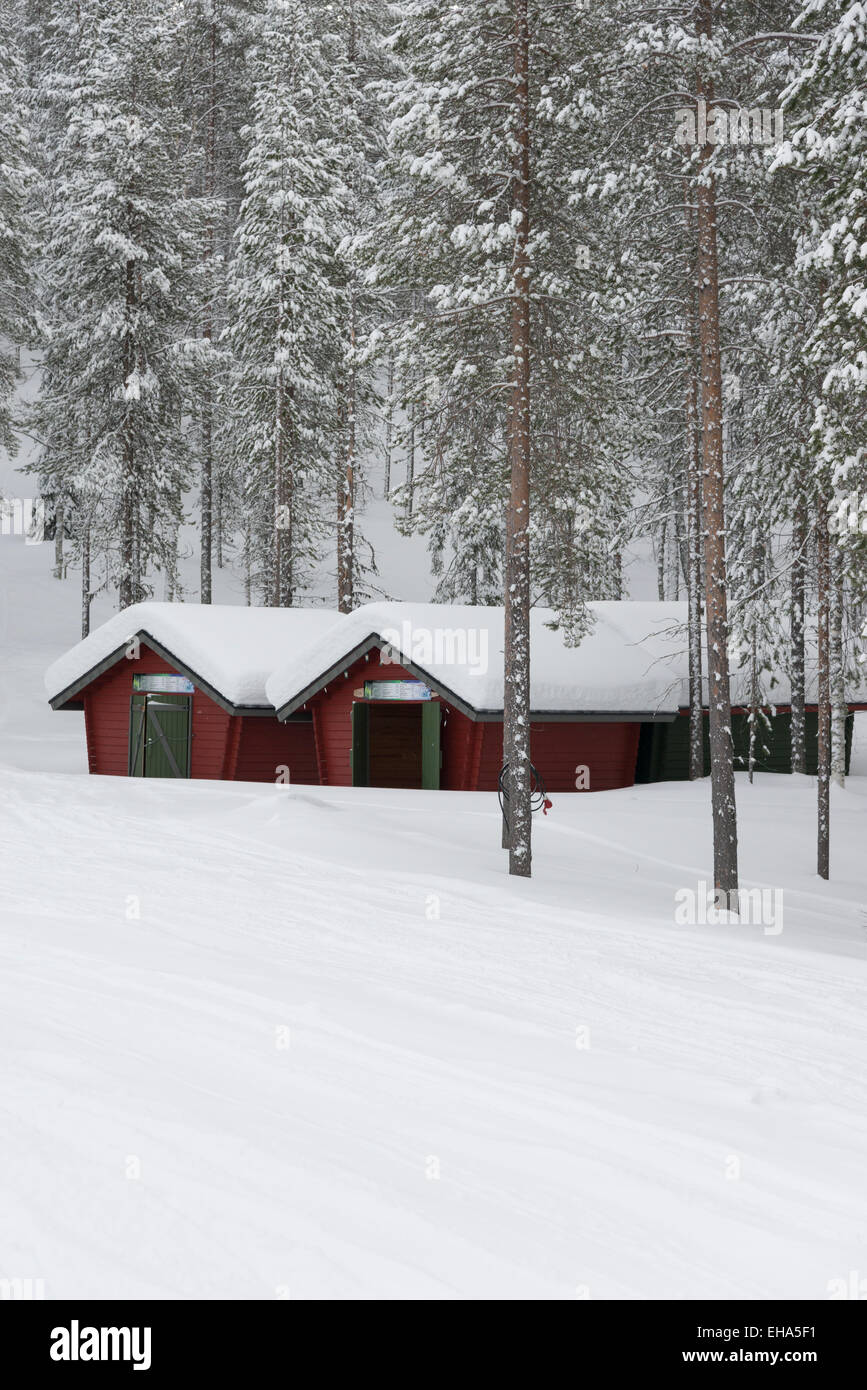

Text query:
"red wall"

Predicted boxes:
[[82, 643, 233, 778], [80, 642, 641, 791], [80, 643, 316, 783], [302, 651, 639, 792], [471, 720, 639, 792], [232, 716, 319, 784]]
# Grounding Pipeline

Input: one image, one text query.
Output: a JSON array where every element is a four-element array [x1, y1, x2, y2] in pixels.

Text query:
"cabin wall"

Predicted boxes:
[[232, 716, 319, 784], [305, 650, 642, 792], [635, 708, 857, 782], [473, 720, 640, 792], [82, 643, 232, 778]]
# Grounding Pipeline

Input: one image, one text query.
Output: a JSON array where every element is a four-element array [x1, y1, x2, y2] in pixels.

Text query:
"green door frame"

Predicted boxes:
[[421, 700, 441, 789], [351, 699, 441, 789], [128, 693, 192, 778]]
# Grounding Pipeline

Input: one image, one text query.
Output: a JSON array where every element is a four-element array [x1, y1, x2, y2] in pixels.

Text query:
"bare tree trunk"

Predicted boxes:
[[817, 507, 830, 878], [337, 297, 356, 613], [200, 19, 217, 604], [274, 365, 285, 607], [503, 0, 532, 879], [119, 256, 136, 610], [80, 518, 91, 638], [54, 501, 64, 579], [696, 0, 738, 902], [790, 500, 807, 774], [656, 519, 666, 600], [830, 538, 846, 786], [405, 395, 416, 519], [384, 351, 394, 497], [214, 472, 223, 569], [686, 329, 704, 779]]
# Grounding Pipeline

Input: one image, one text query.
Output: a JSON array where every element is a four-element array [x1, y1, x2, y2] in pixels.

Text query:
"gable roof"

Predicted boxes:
[[47, 599, 867, 722], [265, 601, 690, 720], [45, 602, 342, 714]]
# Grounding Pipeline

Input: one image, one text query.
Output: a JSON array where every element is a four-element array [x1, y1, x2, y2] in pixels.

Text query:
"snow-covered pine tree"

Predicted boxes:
[[0, 0, 34, 459], [773, 0, 867, 873], [221, 0, 345, 606], [175, 0, 259, 602], [316, 0, 395, 613], [32, 0, 197, 611]]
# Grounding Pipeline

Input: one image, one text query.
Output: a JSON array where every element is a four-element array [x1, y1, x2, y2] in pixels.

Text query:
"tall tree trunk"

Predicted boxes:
[[695, 0, 738, 902], [790, 500, 807, 773], [384, 351, 394, 497], [405, 395, 416, 519], [274, 366, 286, 607], [686, 328, 704, 779], [80, 518, 91, 638], [503, 0, 532, 878], [200, 18, 217, 604], [214, 472, 223, 569], [337, 298, 356, 612], [830, 538, 846, 786], [119, 255, 136, 610], [656, 518, 666, 600], [54, 501, 64, 579], [817, 507, 830, 878]]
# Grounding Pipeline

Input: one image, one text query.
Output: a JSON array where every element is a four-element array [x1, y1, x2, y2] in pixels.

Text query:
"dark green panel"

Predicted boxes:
[[144, 694, 191, 779], [636, 710, 853, 782], [351, 702, 370, 786], [129, 694, 147, 777], [421, 701, 441, 790]]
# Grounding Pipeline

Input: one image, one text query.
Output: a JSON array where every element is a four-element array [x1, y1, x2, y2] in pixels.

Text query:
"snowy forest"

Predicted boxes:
[[1, 0, 866, 882]]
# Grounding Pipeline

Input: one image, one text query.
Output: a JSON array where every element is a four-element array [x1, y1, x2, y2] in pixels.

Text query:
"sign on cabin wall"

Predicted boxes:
[[132, 673, 195, 694], [356, 680, 433, 701]]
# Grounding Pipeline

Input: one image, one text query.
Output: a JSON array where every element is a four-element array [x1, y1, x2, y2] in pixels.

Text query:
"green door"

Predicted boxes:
[[129, 693, 148, 776], [351, 702, 370, 786], [129, 693, 191, 778], [421, 700, 441, 789]]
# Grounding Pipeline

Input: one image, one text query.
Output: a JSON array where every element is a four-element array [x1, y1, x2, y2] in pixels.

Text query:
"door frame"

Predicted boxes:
[[128, 692, 192, 778], [351, 698, 441, 789]]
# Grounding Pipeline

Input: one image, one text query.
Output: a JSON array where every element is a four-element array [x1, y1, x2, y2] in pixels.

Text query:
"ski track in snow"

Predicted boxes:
[[2, 765, 867, 1300]]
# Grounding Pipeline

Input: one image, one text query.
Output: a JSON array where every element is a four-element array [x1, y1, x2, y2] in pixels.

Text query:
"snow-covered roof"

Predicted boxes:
[[265, 601, 690, 718], [47, 599, 867, 721], [45, 602, 342, 711]]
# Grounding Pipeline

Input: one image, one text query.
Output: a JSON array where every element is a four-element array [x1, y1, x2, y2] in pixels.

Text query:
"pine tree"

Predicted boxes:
[[222, 0, 345, 605], [0, 0, 34, 457], [32, 0, 197, 611]]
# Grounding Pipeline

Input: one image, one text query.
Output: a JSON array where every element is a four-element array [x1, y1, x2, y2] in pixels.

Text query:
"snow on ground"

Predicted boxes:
[[2, 768, 867, 1300]]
